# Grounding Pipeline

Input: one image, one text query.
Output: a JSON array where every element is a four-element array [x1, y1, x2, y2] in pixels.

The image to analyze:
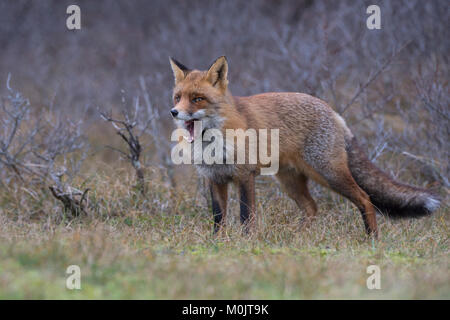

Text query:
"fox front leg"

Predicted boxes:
[[238, 174, 256, 234], [209, 181, 228, 234]]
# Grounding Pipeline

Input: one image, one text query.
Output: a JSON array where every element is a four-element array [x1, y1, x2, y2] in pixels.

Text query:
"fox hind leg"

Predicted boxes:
[[276, 170, 318, 219], [319, 160, 378, 237]]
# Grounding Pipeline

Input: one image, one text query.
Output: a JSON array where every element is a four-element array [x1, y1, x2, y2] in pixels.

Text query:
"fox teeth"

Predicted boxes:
[[183, 135, 194, 143]]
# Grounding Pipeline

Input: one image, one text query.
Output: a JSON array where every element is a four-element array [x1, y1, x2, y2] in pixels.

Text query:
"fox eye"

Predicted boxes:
[[192, 97, 204, 103], [174, 95, 181, 103]]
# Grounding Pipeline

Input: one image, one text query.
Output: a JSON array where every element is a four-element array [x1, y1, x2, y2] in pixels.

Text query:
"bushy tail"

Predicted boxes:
[[345, 137, 440, 218]]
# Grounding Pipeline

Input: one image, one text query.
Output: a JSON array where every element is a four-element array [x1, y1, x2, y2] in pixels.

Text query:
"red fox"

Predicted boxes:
[[169, 56, 440, 237]]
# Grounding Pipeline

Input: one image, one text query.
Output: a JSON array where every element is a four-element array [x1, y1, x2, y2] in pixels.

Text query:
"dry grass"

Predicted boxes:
[[0, 164, 448, 299]]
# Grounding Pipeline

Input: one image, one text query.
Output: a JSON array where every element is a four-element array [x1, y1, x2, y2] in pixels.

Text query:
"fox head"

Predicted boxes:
[[169, 56, 230, 142]]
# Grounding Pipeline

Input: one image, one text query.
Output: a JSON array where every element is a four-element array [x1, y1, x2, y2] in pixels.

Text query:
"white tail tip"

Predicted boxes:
[[425, 196, 440, 212]]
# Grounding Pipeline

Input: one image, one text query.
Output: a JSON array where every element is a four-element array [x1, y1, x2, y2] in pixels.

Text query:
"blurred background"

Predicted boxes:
[[0, 0, 448, 192]]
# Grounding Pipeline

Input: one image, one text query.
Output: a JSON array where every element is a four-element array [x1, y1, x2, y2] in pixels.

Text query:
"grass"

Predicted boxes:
[[0, 166, 448, 299]]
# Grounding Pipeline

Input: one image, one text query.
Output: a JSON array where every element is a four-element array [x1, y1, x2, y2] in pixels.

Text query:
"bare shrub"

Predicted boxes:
[[100, 78, 176, 194], [0, 75, 89, 218], [99, 103, 147, 194], [401, 58, 449, 188]]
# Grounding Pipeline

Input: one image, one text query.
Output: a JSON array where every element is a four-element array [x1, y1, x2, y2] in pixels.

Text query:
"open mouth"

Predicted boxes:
[[184, 120, 195, 143], [184, 120, 206, 143]]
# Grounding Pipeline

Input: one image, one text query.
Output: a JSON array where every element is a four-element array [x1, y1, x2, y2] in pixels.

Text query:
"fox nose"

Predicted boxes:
[[170, 109, 179, 118]]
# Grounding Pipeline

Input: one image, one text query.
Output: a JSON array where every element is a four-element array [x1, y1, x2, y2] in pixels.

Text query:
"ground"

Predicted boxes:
[[0, 169, 448, 299]]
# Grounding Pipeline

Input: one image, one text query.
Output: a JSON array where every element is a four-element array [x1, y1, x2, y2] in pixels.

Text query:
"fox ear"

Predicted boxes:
[[206, 56, 228, 90], [169, 57, 190, 84]]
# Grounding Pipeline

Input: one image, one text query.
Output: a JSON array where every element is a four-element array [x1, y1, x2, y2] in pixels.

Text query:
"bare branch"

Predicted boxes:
[[341, 41, 411, 115], [99, 106, 146, 193]]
